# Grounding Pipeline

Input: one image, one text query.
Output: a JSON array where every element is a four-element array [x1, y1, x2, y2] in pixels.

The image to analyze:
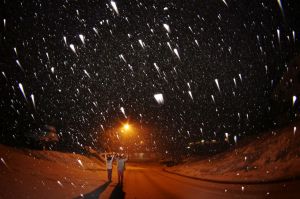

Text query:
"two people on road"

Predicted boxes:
[[105, 153, 128, 184]]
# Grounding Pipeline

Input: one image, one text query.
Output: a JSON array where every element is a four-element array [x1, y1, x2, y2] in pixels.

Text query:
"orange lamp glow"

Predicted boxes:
[[123, 123, 131, 132]]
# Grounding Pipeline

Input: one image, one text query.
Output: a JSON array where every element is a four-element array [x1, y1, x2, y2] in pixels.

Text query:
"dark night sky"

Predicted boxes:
[[0, 0, 299, 152]]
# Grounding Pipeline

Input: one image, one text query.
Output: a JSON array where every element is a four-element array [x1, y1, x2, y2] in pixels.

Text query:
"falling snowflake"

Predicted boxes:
[[18, 83, 27, 101], [222, 0, 228, 7], [138, 39, 145, 48], [154, 93, 164, 104], [173, 48, 180, 60], [57, 180, 63, 187], [214, 79, 221, 93], [69, 44, 76, 54], [77, 159, 84, 167], [16, 60, 24, 71], [120, 107, 127, 118], [84, 70, 91, 78], [163, 24, 170, 33], [292, 96, 297, 106], [110, 1, 119, 15], [30, 94, 36, 109], [188, 91, 193, 100], [79, 34, 85, 45]]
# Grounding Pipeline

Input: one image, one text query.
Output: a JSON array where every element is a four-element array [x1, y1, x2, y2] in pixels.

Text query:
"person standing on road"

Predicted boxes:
[[117, 154, 128, 184], [105, 153, 114, 181]]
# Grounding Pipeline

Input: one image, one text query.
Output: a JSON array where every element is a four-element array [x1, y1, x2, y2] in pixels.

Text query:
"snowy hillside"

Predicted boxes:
[[166, 120, 300, 183], [0, 145, 106, 198]]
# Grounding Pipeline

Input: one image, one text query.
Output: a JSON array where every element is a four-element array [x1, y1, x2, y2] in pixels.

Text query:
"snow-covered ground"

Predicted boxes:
[[1, 121, 300, 198], [0, 145, 108, 199], [166, 121, 300, 183]]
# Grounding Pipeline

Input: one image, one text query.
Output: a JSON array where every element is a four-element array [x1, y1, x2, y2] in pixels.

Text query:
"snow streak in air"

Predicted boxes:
[[211, 95, 215, 103], [215, 79, 221, 93], [84, 70, 91, 78], [233, 78, 237, 88], [153, 63, 160, 74], [138, 39, 145, 48], [93, 27, 99, 36], [79, 34, 85, 45], [2, 71, 7, 79], [57, 180, 63, 187], [163, 24, 170, 33], [1, 158, 9, 168], [276, 0, 284, 16], [173, 48, 180, 60], [167, 42, 172, 52], [63, 36, 67, 46], [239, 73, 242, 82], [110, 1, 119, 15], [234, 135, 237, 144], [119, 54, 126, 63], [46, 52, 50, 61], [30, 94, 36, 109], [277, 29, 280, 46], [222, 0, 228, 7], [16, 60, 24, 72], [293, 96, 297, 106], [13, 47, 18, 56], [69, 44, 76, 54], [188, 91, 193, 100], [18, 83, 27, 101], [120, 107, 127, 118], [225, 133, 229, 141], [77, 159, 84, 167], [187, 82, 191, 90], [154, 93, 164, 104]]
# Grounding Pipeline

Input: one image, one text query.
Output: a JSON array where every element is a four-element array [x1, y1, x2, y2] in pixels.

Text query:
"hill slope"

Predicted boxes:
[[0, 145, 106, 198], [167, 121, 300, 183]]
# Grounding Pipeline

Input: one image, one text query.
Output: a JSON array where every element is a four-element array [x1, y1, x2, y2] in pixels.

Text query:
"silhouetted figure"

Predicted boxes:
[[116, 154, 128, 184], [105, 153, 114, 181]]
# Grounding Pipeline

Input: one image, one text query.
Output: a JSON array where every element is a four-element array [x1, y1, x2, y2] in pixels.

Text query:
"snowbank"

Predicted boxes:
[[0, 145, 106, 199], [166, 121, 300, 183]]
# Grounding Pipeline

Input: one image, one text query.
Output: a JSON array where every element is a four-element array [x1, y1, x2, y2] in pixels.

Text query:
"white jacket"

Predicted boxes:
[[117, 157, 128, 171], [105, 154, 114, 169]]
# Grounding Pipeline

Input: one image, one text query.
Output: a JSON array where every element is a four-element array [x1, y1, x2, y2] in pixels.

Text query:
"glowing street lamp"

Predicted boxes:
[[121, 123, 132, 134], [123, 124, 130, 131], [120, 123, 132, 153]]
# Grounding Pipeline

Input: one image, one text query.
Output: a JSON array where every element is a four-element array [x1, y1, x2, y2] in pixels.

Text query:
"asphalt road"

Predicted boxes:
[[81, 163, 300, 199]]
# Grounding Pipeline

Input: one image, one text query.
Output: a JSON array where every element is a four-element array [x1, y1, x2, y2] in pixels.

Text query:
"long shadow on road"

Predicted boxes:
[[74, 181, 110, 199], [109, 184, 126, 199]]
